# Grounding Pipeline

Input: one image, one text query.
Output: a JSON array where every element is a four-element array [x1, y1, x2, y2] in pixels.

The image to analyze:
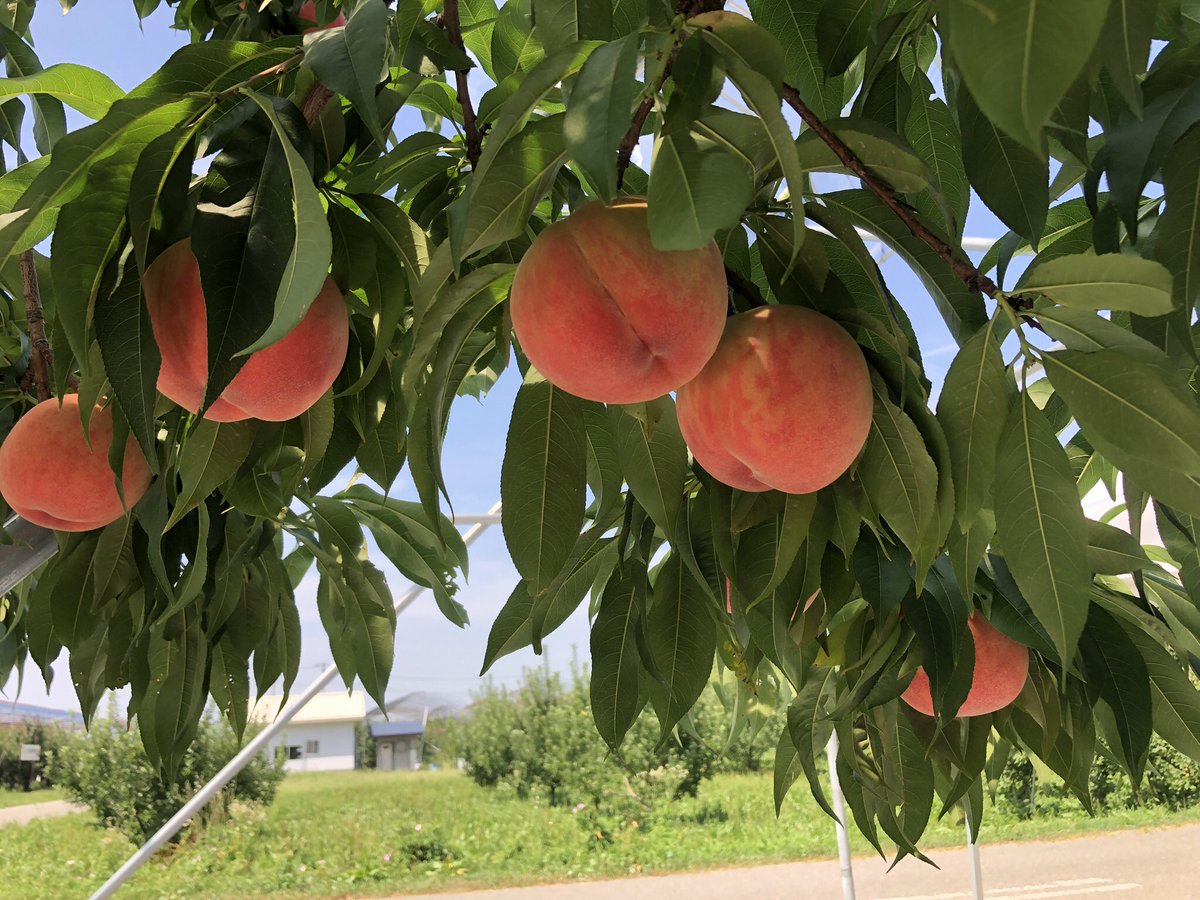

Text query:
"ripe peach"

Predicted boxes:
[[144, 240, 348, 423], [901, 614, 1030, 717], [0, 396, 152, 532], [298, 1, 345, 30], [676, 306, 871, 494], [509, 197, 728, 404]]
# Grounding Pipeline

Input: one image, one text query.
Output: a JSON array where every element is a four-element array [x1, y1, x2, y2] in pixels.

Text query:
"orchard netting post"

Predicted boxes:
[[87, 502, 502, 900]]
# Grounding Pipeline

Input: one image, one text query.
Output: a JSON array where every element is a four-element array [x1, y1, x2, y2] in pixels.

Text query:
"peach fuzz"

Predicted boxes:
[[0, 396, 152, 532], [144, 239, 348, 423], [901, 614, 1030, 718], [676, 305, 872, 494], [509, 197, 728, 404]]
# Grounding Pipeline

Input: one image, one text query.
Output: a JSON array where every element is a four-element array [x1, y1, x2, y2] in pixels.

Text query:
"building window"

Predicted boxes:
[[287, 745, 303, 760], [305, 740, 320, 754]]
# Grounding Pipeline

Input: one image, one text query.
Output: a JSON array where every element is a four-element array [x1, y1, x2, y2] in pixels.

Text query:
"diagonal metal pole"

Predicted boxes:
[[0, 517, 58, 596], [89, 501, 502, 900], [964, 802, 984, 900]]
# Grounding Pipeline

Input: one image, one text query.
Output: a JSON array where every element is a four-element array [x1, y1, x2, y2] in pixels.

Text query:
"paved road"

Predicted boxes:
[[393, 823, 1199, 899], [0, 799, 86, 827]]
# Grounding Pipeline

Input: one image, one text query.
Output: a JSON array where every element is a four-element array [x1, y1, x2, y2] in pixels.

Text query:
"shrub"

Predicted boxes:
[[0, 721, 66, 791], [47, 715, 285, 845]]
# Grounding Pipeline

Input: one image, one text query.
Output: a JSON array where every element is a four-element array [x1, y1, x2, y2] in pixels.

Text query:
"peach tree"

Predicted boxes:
[[0, 0, 1197, 862]]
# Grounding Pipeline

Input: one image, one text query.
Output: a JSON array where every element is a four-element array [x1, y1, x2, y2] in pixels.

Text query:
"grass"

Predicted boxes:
[[0, 786, 63, 810], [0, 770, 1197, 899]]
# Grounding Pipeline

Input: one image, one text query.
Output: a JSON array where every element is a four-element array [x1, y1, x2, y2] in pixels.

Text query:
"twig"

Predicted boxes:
[[211, 48, 305, 106], [19, 250, 52, 402], [724, 265, 765, 312], [780, 83, 1003, 301], [440, 0, 483, 169]]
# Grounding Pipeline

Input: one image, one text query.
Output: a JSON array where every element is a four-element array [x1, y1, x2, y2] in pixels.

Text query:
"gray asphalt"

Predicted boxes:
[[391, 822, 1200, 899], [0, 799, 86, 827]]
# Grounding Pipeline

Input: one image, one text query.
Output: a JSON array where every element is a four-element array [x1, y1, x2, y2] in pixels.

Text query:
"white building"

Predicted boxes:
[[251, 691, 366, 772]]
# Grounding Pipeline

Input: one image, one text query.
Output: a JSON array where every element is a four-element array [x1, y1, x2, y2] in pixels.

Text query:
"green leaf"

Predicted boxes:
[[611, 397, 688, 539], [126, 41, 298, 100], [357, 391, 406, 491], [460, 115, 567, 257], [957, 89, 1049, 245], [784, 669, 838, 819], [491, 0, 545, 80], [1080, 605, 1152, 783], [746, 0, 843, 120], [994, 392, 1091, 664], [1020, 253, 1176, 316], [647, 554, 715, 737], [0, 96, 203, 272], [128, 126, 198, 276], [815, 0, 872, 78], [589, 567, 641, 750], [166, 420, 257, 531], [691, 9, 786, 88], [191, 101, 307, 407], [1099, 0, 1156, 114], [942, 0, 1110, 153], [1043, 349, 1200, 477], [318, 560, 396, 708], [501, 374, 588, 597], [533, 0, 611, 54], [1087, 519, 1152, 574], [95, 252, 160, 469], [343, 131, 458, 195], [905, 69, 970, 239], [1033, 302, 1173, 364], [705, 40, 807, 265], [0, 25, 66, 154], [562, 32, 637, 202], [647, 131, 753, 251], [795, 117, 929, 193], [0, 62, 122, 119], [858, 383, 938, 561], [236, 92, 334, 355], [304, 0, 390, 146], [1125, 624, 1200, 761], [821, 190, 987, 343], [139, 615, 208, 777], [1155, 126, 1200, 315], [937, 320, 1010, 528]]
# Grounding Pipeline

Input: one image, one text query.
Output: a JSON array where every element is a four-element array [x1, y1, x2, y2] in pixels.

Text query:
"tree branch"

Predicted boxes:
[[780, 82, 1005, 302], [301, 84, 336, 126], [440, 0, 483, 169], [211, 48, 306, 106], [19, 251, 52, 402]]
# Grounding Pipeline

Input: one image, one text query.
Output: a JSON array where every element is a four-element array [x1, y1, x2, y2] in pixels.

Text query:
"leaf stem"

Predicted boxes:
[[441, 0, 483, 169], [19, 250, 52, 402]]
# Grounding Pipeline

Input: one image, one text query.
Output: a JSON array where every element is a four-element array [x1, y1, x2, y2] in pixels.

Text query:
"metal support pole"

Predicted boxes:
[[0, 517, 58, 596], [90, 501, 502, 899], [964, 803, 984, 900], [826, 731, 857, 900]]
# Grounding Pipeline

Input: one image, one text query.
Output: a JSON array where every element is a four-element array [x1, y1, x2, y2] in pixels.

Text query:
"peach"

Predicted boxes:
[[144, 240, 348, 423], [676, 306, 871, 494], [509, 197, 728, 404], [298, 1, 345, 30], [0, 396, 152, 532], [901, 614, 1030, 717]]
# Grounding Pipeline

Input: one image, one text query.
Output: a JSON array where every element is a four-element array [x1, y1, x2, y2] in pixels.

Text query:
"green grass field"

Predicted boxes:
[[0, 787, 62, 810], [0, 770, 1197, 899]]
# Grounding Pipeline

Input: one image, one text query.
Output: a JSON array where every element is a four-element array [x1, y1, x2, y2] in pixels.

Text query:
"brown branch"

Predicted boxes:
[[301, 84, 336, 126], [440, 0, 483, 169], [19, 250, 52, 402], [780, 83, 1004, 302], [211, 48, 305, 106]]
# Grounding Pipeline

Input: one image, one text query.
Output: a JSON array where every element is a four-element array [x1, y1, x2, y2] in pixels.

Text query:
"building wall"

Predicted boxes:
[[264, 722, 357, 772], [376, 735, 422, 771]]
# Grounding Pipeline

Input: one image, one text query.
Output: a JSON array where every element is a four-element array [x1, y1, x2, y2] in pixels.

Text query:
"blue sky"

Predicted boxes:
[[11, 1, 1015, 714]]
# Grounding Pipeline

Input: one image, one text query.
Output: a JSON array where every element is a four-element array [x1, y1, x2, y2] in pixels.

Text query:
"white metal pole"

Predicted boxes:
[[89, 502, 502, 900], [0, 517, 58, 596], [826, 731, 857, 900], [965, 803, 984, 900]]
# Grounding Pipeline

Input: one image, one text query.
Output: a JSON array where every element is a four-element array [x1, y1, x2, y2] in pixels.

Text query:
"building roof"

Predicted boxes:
[[251, 690, 366, 725], [370, 720, 425, 738], [0, 702, 84, 728], [367, 690, 467, 721]]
